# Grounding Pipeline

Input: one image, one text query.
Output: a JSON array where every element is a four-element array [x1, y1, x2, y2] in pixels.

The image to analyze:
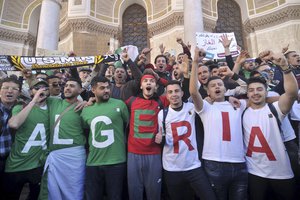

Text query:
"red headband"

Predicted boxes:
[[140, 75, 156, 84]]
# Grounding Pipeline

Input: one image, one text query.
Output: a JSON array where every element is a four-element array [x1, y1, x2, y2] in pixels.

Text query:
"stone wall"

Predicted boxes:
[[150, 27, 184, 63], [246, 21, 300, 57]]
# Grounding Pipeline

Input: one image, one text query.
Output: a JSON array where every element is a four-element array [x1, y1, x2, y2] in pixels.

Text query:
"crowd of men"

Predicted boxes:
[[0, 36, 299, 200]]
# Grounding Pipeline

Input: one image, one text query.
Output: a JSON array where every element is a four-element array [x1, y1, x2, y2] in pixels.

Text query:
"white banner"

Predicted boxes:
[[196, 32, 239, 59]]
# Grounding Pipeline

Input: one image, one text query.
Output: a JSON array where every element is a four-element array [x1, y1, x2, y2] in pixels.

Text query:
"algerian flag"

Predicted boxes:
[[115, 45, 139, 62]]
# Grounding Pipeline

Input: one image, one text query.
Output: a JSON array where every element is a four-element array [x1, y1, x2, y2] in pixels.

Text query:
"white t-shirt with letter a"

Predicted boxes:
[[242, 102, 294, 179]]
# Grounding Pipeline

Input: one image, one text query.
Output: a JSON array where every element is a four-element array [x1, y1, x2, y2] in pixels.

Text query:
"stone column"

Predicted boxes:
[[36, 0, 62, 54], [184, 0, 204, 48]]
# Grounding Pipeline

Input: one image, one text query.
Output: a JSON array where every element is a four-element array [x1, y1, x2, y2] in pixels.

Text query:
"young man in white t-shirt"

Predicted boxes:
[[155, 80, 216, 200], [190, 47, 248, 200], [243, 51, 298, 200]]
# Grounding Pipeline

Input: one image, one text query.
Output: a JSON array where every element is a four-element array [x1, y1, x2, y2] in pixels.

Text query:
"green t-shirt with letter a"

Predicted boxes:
[[5, 104, 49, 172]]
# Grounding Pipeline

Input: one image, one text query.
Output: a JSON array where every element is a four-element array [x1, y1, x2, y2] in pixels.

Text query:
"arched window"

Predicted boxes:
[[122, 4, 148, 52], [215, 0, 244, 48]]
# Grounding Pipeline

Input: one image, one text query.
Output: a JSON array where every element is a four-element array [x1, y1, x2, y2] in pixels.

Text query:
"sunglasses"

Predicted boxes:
[[32, 86, 49, 90], [218, 62, 227, 66]]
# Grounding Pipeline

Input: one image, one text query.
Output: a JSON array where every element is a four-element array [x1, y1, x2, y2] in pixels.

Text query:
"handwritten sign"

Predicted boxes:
[[196, 32, 239, 59]]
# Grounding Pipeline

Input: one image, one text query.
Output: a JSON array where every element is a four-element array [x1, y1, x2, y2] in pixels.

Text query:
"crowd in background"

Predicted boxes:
[[0, 35, 299, 200]]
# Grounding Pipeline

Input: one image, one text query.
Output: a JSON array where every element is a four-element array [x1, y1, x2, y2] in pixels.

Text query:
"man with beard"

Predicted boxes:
[[190, 47, 248, 200], [0, 77, 20, 195], [4, 78, 49, 200], [81, 76, 129, 200], [154, 54, 172, 95], [109, 50, 142, 101], [126, 70, 169, 200], [197, 63, 211, 98], [39, 78, 87, 200], [285, 51, 300, 87]]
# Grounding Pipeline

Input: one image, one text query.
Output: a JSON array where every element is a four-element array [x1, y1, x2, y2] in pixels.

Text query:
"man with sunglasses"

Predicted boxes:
[[3, 78, 49, 200], [47, 75, 62, 98]]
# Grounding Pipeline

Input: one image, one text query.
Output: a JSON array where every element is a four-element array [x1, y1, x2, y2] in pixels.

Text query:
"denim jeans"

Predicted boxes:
[[85, 163, 126, 200], [204, 160, 248, 200], [164, 167, 217, 200]]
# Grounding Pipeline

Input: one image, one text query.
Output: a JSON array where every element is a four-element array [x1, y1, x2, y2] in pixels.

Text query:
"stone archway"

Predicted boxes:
[[215, 0, 245, 48], [122, 4, 148, 52], [28, 5, 41, 55]]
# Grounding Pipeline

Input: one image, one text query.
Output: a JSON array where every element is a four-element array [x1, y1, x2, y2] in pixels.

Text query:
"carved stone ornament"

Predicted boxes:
[[59, 18, 119, 39], [0, 27, 36, 46], [148, 11, 216, 36], [244, 5, 300, 34], [148, 12, 184, 36]]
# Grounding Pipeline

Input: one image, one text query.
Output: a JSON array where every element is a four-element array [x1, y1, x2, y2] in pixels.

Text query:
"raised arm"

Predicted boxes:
[[122, 48, 142, 81], [232, 50, 249, 74], [219, 34, 232, 57], [159, 43, 166, 55], [189, 47, 204, 112], [9, 88, 47, 129], [177, 37, 192, 60], [269, 52, 298, 114]]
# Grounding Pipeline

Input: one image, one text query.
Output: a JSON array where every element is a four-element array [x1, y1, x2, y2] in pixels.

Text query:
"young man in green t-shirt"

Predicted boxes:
[[4, 78, 49, 200], [81, 76, 129, 200], [39, 78, 87, 200]]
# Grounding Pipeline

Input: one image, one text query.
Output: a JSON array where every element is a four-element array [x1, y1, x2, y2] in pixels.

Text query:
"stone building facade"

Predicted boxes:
[[0, 0, 299, 60]]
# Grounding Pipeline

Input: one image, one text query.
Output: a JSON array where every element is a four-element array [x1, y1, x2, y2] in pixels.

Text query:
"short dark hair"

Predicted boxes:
[[177, 53, 184, 58], [0, 76, 21, 91], [206, 76, 223, 86], [208, 63, 219, 72], [284, 51, 296, 59], [247, 76, 268, 89], [154, 55, 168, 64], [204, 60, 215, 66], [66, 77, 82, 88], [91, 76, 110, 88], [46, 75, 60, 81], [166, 80, 182, 89]]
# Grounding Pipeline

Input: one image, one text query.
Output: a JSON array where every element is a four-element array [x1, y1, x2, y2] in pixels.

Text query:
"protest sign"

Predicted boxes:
[[196, 32, 239, 59]]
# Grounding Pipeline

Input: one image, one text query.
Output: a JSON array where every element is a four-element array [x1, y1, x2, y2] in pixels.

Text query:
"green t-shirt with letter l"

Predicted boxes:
[[48, 98, 86, 151]]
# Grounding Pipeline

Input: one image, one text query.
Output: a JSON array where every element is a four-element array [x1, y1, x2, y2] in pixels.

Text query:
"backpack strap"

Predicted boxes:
[[241, 103, 284, 139], [51, 102, 77, 134], [127, 96, 137, 112], [241, 106, 249, 135], [157, 97, 164, 110], [268, 103, 286, 141], [161, 107, 169, 147], [267, 103, 282, 133]]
